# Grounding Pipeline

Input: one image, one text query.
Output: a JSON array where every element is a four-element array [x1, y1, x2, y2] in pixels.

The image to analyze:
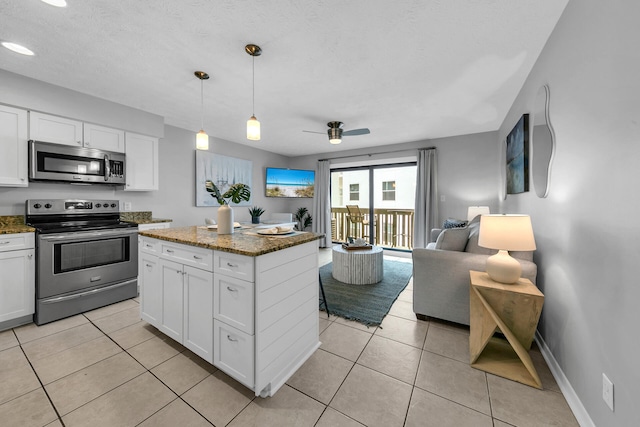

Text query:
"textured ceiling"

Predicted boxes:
[[0, 0, 569, 156]]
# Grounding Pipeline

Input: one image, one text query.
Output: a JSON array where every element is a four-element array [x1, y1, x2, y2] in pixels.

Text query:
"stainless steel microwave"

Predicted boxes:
[[29, 140, 126, 185]]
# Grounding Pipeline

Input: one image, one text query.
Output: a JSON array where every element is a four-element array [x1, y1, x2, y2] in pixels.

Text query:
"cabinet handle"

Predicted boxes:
[[227, 335, 238, 342], [166, 249, 174, 253], [77, 141, 82, 145], [226, 262, 237, 268], [85, 142, 90, 146], [193, 255, 202, 260], [0, 241, 10, 245], [176, 270, 181, 274], [28, 254, 33, 259], [145, 263, 152, 267], [145, 244, 152, 247], [226, 286, 238, 292]]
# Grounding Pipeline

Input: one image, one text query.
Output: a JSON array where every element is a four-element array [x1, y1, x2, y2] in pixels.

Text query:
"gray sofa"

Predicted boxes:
[[411, 216, 537, 326]]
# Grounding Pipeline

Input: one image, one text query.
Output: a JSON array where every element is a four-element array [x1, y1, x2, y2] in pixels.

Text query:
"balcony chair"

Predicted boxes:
[[345, 205, 371, 239]]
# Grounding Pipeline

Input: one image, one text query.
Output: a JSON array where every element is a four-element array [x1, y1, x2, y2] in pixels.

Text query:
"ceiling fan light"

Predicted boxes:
[[247, 115, 260, 141], [328, 127, 342, 144], [196, 130, 209, 150]]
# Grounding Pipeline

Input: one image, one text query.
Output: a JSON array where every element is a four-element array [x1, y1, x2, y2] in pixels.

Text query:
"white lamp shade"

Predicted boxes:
[[467, 206, 490, 221], [247, 116, 260, 140], [329, 138, 342, 145], [196, 130, 209, 150], [478, 214, 536, 251]]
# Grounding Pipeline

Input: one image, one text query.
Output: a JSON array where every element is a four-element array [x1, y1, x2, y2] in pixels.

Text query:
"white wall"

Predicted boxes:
[[498, 0, 640, 425]]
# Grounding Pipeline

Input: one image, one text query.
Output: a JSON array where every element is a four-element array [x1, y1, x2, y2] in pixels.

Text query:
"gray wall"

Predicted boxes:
[[119, 125, 294, 227], [290, 131, 501, 226], [0, 69, 294, 223], [0, 123, 294, 224], [498, 0, 639, 425], [0, 69, 164, 137]]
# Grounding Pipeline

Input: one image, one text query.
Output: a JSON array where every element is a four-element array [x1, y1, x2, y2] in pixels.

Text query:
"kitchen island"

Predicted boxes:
[[137, 226, 322, 397]]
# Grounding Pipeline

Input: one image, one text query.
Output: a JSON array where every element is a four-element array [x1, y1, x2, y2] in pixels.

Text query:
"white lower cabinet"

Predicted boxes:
[[214, 319, 255, 388], [0, 233, 35, 329], [139, 237, 213, 363], [138, 235, 320, 397]]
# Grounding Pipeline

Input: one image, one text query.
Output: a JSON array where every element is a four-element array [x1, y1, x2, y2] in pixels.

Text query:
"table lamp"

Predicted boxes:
[[467, 206, 490, 221], [478, 214, 536, 284]]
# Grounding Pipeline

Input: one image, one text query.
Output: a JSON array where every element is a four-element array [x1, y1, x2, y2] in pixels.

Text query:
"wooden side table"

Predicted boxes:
[[469, 270, 544, 388]]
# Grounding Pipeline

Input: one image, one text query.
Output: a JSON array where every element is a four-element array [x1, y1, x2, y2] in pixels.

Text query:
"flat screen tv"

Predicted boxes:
[[265, 167, 315, 198]]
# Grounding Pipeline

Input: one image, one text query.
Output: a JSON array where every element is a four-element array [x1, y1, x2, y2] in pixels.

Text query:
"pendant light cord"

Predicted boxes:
[[252, 55, 255, 116], [200, 77, 204, 130]]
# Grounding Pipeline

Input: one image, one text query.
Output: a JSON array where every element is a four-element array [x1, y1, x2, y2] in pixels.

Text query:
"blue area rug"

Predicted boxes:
[[319, 259, 413, 326]]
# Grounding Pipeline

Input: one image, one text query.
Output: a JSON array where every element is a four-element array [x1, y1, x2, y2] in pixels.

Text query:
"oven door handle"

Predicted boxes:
[[40, 279, 137, 304], [104, 154, 111, 181], [39, 228, 139, 241]]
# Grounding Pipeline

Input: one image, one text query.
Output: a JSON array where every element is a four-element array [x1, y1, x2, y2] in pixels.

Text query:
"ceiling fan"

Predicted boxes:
[[303, 121, 370, 144]]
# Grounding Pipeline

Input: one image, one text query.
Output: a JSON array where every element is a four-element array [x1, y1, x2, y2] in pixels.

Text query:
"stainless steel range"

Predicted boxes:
[[26, 199, 138, 325]]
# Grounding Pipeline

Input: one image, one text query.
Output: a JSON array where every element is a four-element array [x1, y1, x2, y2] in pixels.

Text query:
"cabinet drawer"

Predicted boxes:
[[0, 233, 35, 252], [214, 320, 254, 389], [161, 242, 213, 272], [139, 236, 161, 255], [214, 275, 254, 334], [214, 251, 254, 281]]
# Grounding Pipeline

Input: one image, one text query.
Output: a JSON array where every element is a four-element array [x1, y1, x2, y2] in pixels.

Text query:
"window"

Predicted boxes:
[[382, 181, 396, 201], [349, 183, 359, 201]]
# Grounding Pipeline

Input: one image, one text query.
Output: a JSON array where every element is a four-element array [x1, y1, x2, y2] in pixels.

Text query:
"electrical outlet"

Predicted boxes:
[[602, 373, 614, 411], [124, 202, 132, 211]]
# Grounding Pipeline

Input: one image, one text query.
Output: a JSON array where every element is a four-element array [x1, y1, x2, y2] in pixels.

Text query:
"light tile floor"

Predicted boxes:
[[0, 249, 579, 427]]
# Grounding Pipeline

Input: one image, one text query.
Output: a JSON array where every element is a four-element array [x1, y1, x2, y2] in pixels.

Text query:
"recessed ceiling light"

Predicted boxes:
[[41, 0, 67, 7], [1, 42, 35, 56]]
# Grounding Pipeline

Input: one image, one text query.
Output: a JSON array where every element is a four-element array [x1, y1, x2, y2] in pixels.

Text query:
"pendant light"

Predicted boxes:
[[194, 71, 209, 150], [245, 44, 262, 141]]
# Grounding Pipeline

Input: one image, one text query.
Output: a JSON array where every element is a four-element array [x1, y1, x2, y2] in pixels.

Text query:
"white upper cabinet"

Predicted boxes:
[[83, 123, 125, 152], [0, 105, 28, 187], [29, 111, 82, 146], [125, 132, 159, 191], [30, 112, 126, 153]]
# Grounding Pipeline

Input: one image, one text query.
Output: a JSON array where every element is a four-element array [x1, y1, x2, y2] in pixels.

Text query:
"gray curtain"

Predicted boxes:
[[312, 160, 332, 248], [413, 148, 438, 248]]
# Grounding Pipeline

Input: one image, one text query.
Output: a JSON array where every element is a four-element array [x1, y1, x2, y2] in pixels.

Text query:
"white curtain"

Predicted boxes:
[[413, 148, 438, 248], [313, 160, 332, 248]]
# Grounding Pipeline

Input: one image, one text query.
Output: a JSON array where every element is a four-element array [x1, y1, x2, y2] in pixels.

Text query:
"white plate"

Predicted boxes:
[[256, 229, 295, 235]]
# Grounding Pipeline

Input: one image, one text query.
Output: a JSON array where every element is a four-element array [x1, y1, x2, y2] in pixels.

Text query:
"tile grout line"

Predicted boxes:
[[82, 309, 217, 427], [16, 341, 67, 427]]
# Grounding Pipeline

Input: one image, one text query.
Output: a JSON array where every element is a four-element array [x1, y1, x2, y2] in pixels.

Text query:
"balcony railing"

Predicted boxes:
[[331, 207, 414, 250]]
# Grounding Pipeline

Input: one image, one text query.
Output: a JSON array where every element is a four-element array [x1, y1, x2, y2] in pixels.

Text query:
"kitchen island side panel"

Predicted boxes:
[[254, 241, 320, 397]]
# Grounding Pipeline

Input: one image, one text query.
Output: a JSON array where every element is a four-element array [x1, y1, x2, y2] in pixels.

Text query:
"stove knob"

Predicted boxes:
[[44, 203, 52, 209], [33, 203, 42, 209], [96, 203, 101, 208], [110, 203, 117, 208]]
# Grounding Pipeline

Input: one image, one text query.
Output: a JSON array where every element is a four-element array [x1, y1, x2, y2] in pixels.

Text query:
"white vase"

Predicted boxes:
[[217, 204, 234, 234]]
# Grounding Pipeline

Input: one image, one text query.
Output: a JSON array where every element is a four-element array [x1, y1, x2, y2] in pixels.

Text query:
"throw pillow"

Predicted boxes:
[[443, 218, 468, 229], [435, 227, 470, 251], [465, 219, 495, 255]]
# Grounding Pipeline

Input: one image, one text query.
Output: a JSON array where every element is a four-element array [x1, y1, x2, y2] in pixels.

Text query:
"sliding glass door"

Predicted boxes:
[[330, 163, 417, 250]]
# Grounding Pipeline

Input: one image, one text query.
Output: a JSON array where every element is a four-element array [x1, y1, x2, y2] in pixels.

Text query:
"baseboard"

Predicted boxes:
[[535, 331, 595, 427]]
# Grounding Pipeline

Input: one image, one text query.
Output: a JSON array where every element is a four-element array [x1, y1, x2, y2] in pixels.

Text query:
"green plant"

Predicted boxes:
[[294, 207, 313, 231], [205, 181, 251, 205], [248, 206, 265, 218]]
